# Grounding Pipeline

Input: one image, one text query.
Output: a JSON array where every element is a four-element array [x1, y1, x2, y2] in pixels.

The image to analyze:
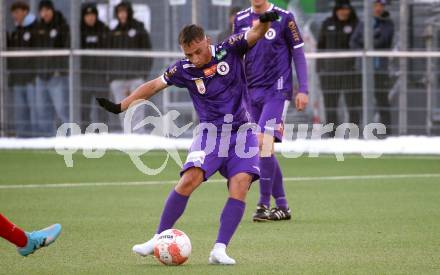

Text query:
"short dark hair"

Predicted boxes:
[[178, 24, 205, 46], [39, 0, 54, 11], [229, 6, 242, 17], [11, 1, 29, 12]]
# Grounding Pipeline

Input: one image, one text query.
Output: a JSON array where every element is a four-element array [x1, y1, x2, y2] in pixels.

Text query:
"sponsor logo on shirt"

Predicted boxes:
[[228, 33, 244, 46], [164, 65, 178, 81], [288, 20, 301, 43], [217, 61, 230, 76], [203, 64, 217, 77], [215, 49, 227, 60], [195, 79, 206, 94]]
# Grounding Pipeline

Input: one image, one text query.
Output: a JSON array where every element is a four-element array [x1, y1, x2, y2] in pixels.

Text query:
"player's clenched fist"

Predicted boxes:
[[96, 98, 122, 114], [295, 93, 308, 112], [259, 11, 279, 23]]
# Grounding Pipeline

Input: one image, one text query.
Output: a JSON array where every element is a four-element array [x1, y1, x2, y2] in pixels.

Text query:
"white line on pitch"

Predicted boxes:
[[0, 174, 439, 190]]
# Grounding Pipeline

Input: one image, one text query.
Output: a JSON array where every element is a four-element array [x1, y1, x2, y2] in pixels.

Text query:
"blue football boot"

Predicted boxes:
[[18, 224, 62, 256]]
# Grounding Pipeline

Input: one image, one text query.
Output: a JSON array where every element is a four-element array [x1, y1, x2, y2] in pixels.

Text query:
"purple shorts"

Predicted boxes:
[[248, 96, 288, 143], [181, 126, 260, 183]]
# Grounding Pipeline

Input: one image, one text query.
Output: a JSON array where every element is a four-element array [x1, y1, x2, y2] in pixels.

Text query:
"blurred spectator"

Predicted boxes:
[[317, 0, 360, 136], [7, 1, 37, 137], [350, 0, 394, 134], [80, 3, 109, 129], [33, 0, 70, 136], [217, 6, 242, 43], [108, 1, 152, 133]]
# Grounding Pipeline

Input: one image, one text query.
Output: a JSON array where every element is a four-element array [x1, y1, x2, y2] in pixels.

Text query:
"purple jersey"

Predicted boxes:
[[161, 33, 252, 129], [234, 4, 306, 101]]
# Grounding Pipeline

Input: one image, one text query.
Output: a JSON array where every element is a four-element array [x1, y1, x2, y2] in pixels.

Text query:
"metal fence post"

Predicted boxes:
[[362, 0, 374, 131], [69, 0, 81, 128], [192, 0, 197, 25], [0, 0, 6, 136], [425, 25, 433, 136], [399, 0, 408, 135]]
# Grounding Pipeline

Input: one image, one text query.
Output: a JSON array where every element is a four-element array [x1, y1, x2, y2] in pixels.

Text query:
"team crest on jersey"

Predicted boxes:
[[50, 29, 58, 38], [217, 61, 230, 76], [195, 79, 206, 94], [265, 28, 276, 40]]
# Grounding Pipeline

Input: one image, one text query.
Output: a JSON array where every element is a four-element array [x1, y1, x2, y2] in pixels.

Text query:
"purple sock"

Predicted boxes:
[[215, 198, 245, 246], [272, 157, 288, 210], [156, 189, 189, 234], [258, 156, 275, 207]]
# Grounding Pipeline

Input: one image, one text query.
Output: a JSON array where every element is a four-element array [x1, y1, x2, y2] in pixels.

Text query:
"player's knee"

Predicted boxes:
[[176, 168, 204, 196], [228, 173, 252, 200], [258, 133, 274, 157]]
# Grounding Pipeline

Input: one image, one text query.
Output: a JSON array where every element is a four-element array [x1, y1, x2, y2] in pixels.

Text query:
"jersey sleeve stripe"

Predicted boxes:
[[294, 42, 305, 49], [160, 75, 169, 85], [244, 30, 250, 41]]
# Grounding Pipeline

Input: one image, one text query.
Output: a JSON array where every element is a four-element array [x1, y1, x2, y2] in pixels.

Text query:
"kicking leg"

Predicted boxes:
[[132, 167, 204, 256], [209, 172, 252, 265]]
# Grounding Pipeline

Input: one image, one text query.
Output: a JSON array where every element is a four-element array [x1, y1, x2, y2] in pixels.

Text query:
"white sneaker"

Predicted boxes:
[[132, 234, 158, 257], [208, 243, 236, 265]]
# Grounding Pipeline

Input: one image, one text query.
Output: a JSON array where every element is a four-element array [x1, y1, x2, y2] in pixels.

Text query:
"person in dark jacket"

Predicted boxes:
[[33, 0, 70, 137], [217, 6, 242, 43], [317, 0, 360, 136], [350, 0, 394, 134], [80, 3, 109, 129], [7, 1, 37, 137], [108, 1, 152, 132]]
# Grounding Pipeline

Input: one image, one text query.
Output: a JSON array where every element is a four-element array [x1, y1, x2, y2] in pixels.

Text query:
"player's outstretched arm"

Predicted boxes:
[[246, 11, 279, 48], [97, 76, 168, 114]]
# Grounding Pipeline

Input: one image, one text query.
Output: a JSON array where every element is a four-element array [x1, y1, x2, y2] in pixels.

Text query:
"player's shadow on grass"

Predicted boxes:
[[133, 260, 237, 270]]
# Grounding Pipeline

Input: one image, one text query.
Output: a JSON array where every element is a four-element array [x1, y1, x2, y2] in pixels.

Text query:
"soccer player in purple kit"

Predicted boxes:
[[234, 0, 309, 222], [97, 11, 279, 265]]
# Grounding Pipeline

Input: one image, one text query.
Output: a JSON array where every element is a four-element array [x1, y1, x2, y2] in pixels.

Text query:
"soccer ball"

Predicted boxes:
[[153, 229, 191, 265]]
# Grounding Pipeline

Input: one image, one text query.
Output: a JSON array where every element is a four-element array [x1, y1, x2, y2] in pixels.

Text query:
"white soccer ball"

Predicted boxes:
[[153, 229, 191, 265]]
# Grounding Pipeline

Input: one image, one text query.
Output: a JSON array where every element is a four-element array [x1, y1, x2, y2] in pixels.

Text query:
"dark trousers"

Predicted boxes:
[[374, 74, 392, 134], [320, 74, 362, 135]]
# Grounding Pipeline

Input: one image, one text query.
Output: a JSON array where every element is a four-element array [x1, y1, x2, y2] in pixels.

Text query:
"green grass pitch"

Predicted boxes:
[[0, 150, 439, 274]]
